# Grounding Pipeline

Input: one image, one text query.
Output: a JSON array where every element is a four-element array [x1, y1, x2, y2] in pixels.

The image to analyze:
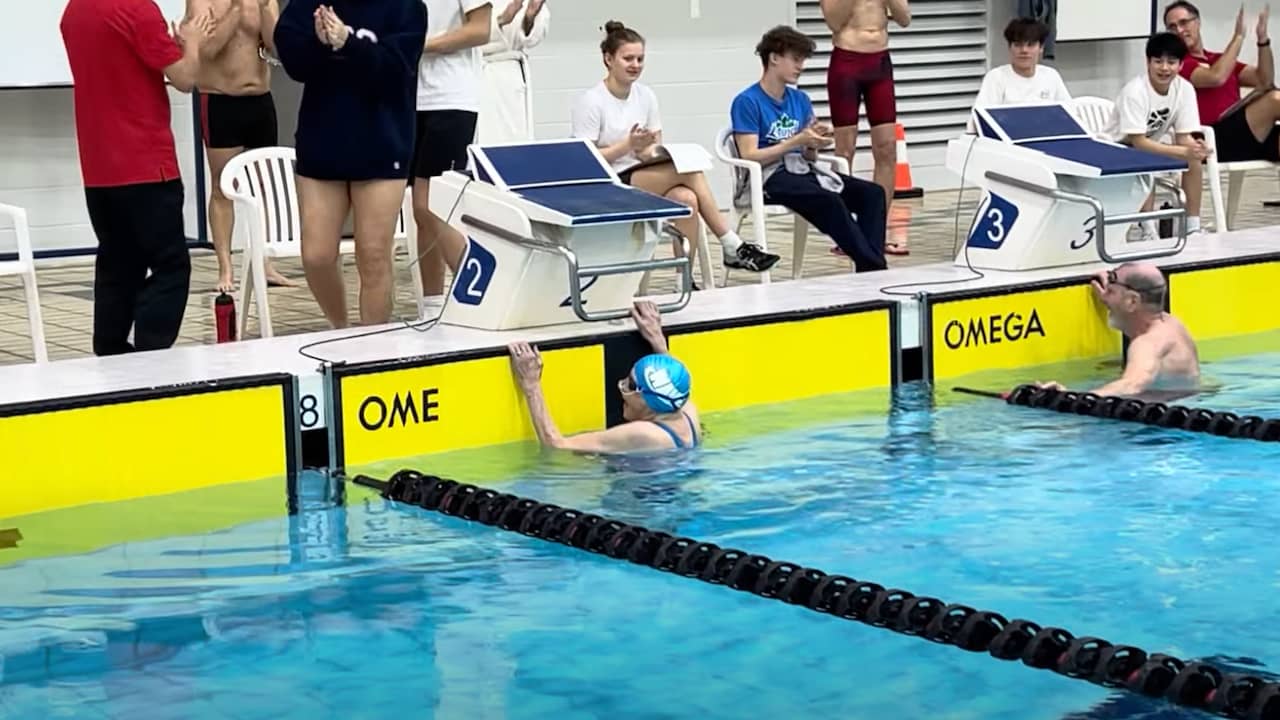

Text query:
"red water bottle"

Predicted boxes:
[[215, 292, 237, 343]]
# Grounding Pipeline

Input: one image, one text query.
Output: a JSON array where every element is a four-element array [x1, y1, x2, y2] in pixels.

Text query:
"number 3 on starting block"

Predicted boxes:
[[968, 193, 1019, 250], [452, 238, 497, 306]]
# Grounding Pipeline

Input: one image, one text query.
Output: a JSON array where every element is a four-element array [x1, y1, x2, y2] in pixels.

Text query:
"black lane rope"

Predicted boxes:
[[353, 469, 1280, 719], [954, 385, 1280, 442]]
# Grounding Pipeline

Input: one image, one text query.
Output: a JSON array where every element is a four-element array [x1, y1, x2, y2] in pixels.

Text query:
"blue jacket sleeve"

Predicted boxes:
[[273, 0, 330, 84], [332, 1, 428, 91]]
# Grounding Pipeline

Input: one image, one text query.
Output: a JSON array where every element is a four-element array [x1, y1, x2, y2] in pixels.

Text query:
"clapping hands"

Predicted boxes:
[[795, 120, 832, 149], [172, 8, 215, 49], [627, 123, 658, 153], [313, 4, 349, 49]]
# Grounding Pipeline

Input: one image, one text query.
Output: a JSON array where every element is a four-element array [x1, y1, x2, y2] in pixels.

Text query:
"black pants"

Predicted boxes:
[[84, 180, 191, 356], [763, 170, 888, 272]]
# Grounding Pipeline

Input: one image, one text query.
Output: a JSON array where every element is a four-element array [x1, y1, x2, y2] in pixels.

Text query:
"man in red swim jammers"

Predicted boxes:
[[821, 0, 910, 254]]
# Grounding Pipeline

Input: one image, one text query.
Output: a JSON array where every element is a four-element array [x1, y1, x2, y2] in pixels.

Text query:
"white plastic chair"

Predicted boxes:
[[1197, 124, 1232, 232], [1066, 96, 1117, 136], [714, 127, 851, 282], [1198, 123, 1280, 231], [1067, 96, 1228, 233], [0, 204, 48, 363], [220, 147, 421, 338]]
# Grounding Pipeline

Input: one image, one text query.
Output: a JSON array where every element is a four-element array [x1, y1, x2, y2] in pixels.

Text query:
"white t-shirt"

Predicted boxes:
[[418, 0, 492, 112], [569, 81, 662, 172], [973, 64, 1072, 107], [1108, 73, 1201, 143]]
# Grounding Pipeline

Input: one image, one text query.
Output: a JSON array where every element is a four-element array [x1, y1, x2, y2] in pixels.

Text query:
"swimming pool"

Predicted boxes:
[[2, 344, 1279, 719]]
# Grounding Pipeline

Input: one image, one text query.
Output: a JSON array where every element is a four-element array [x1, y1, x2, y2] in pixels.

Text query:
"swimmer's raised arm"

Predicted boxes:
[[819, 0, 855, 31], [508, 342, 656, 453], [631, 301, 668, 355], [259, 0, 279, 55], [193, 0, 242, 61], [164, 10, 215, 92], [887, 0, 911, 28]]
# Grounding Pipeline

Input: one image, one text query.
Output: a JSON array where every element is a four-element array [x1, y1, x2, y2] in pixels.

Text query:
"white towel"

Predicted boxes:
[[783, 154, 844, 194]]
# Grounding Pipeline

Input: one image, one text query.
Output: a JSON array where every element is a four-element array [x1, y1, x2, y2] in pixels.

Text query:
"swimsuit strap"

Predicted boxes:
[[650, 412, 699, 449], [649, 419, 686, 449], [684, 413, 700, 447]]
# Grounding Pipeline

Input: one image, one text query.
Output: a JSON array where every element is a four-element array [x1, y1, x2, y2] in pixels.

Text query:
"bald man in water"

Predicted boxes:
[[820, 0, 910, 253], [188, 0, 294, 292], [1038, 263, 1200, 398]]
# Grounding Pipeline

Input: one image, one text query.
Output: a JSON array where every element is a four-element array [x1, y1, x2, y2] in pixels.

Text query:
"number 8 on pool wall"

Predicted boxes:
[[452, 238, 497, 306], [967, 193, 1019, 250]]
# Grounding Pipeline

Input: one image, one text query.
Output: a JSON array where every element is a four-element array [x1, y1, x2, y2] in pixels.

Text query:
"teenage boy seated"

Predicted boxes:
[[974, 17, 1072, 109], [1107, 32, 1211, 241], [728, 25, 887, 273]]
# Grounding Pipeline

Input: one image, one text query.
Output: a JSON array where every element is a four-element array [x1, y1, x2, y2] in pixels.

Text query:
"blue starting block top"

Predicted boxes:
[[468, 140, 692, 226], [517, 183, 690, 225], [975, 104, 1186, 176]]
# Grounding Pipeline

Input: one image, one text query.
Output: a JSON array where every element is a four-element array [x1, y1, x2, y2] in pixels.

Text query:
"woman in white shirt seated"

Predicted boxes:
[[973, 18, 1071, 109], [571, 21, 780, 275]]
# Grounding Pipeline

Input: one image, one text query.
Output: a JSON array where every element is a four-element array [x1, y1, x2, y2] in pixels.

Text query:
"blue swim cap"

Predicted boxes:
[[630, 354, 691, 414]]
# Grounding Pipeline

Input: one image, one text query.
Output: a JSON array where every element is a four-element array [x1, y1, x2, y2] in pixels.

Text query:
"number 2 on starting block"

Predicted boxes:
[[968, 193, 1019, 250], [452, 238, 497, 306]]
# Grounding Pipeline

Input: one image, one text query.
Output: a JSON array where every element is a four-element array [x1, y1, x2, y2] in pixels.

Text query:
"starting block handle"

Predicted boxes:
[[984, 171, 1188, 265], [460, 213, 693, 322]]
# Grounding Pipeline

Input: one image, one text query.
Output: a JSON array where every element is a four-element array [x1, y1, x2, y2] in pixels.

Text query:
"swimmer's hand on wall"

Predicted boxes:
[[631, 301, 669, 354], [508, 342, 544, 389]]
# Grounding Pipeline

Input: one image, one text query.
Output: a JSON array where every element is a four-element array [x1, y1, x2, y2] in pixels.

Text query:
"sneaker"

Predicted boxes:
[[724, 243, 781, 272], [1125, 224, 1156, 243]]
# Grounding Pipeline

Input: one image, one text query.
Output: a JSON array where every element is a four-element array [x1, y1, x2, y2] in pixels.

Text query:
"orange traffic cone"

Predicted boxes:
[[893, 123, 923, 199]]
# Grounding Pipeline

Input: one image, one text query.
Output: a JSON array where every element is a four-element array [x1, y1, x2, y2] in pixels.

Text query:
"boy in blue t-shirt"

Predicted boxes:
[[729, 26, 888, 273]]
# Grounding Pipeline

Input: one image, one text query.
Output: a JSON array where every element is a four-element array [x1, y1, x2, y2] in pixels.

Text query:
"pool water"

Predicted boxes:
[[3, 349, 1280, 720]]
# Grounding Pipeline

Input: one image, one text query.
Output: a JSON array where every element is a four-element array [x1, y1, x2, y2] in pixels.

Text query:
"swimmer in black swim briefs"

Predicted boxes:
[[193, 0, 296, 292]]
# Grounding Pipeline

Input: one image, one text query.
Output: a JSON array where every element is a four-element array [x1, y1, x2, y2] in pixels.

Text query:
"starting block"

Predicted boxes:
[[947, 103, 1190, 271], [427, 139, 695, 330]]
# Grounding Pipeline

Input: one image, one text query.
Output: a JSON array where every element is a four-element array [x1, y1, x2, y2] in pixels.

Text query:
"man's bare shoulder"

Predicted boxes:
[[1136, 314, 1197, 357]]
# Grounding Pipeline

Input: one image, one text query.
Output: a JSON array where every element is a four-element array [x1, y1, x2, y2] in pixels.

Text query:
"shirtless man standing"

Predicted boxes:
[[189, 0, 293, 292], [1037, 263, 1201, 399], [820, 0, 910, 254]]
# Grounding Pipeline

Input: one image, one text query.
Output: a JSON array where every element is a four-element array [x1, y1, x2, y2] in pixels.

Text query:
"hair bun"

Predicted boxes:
[[603, 20, 627, 35]]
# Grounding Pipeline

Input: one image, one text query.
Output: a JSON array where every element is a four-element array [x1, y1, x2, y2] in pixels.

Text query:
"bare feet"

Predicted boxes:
[[265, 270, 300, 288], [265, 260, 299, 288], [216, 272, 235, 294]]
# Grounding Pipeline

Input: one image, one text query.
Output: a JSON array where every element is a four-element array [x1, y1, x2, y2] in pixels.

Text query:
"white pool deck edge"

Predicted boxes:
[[0, 226, 1275, 409]]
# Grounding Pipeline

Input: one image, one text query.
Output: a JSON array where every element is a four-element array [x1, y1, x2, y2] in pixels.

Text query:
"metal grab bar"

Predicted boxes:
[[985, 171, 1188, 264], [460, 214, 692, 322]]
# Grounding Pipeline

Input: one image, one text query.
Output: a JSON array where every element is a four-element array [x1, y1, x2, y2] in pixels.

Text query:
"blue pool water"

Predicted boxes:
[[3, 351, 1280, 719]]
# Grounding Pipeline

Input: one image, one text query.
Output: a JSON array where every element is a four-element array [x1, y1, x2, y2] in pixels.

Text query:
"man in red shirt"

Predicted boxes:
[[1165, 2, 1277, 163], [60, 0, 213, 356]]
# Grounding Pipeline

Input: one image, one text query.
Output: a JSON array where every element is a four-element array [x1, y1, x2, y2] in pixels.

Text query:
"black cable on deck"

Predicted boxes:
[[352, 470, 1280, 720]]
